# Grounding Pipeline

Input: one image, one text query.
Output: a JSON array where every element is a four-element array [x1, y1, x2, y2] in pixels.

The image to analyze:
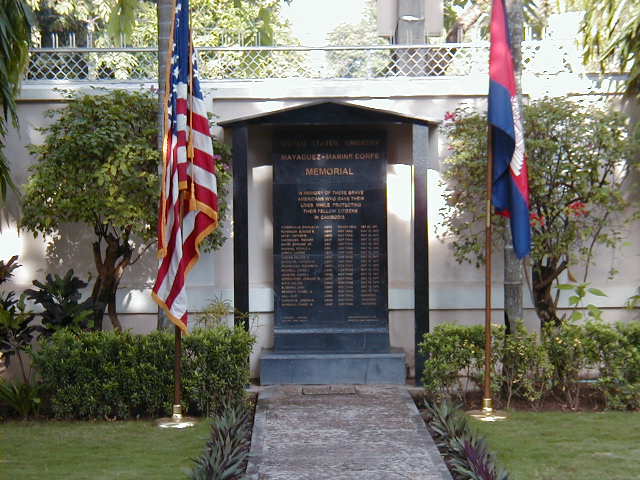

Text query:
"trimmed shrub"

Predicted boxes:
[[496, 321, 554, 409], [543, 320, 592, 409], [584, 321, 640, 410], [423, 321, 640, 410], [419, 324, 496, 401], [183, 327, 255, 416], [32, 327, 254, 419]]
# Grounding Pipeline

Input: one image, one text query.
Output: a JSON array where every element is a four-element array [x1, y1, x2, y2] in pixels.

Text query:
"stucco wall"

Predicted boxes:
[[2, 76, 639, 379]]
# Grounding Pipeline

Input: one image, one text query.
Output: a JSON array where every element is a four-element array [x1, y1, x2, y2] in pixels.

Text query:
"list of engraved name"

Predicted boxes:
[[279, 188, 381, 312]]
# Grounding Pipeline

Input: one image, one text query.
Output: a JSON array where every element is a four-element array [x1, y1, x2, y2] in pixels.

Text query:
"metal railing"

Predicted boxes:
[[24, 41, 597, 83]]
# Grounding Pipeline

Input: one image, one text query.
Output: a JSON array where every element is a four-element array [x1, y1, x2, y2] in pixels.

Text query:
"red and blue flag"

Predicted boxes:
[[488, 0, 531, 258]]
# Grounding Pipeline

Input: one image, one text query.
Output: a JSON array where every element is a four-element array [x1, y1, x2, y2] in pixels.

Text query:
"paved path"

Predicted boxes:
[[246, 385, 453, 480]]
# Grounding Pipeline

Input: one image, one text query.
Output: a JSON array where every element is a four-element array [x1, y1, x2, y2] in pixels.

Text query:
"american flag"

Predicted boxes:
[[152, 0, 218, 332]]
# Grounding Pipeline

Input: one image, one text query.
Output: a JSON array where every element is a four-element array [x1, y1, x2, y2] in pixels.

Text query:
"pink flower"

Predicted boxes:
[[444, 111, 457, 122], [568, 201, 588, 216], [530, 212, 545, 227]]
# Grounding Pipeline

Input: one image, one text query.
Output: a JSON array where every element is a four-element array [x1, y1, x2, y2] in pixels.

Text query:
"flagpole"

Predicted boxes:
[[156, 0, 193, 429], [484, 127, 494, 414], [174, 324, 183, 412]]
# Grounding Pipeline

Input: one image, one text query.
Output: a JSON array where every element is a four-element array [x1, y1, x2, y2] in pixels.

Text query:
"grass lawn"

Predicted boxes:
[[0, 419, 211, 479], [470, 411, 640, 480]]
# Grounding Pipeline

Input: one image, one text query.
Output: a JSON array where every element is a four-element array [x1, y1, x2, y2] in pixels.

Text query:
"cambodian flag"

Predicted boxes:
[[488, 0, 531, 258]]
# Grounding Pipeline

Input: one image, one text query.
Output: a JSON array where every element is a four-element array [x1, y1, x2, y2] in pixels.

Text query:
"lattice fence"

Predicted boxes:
[[25, 41, 600, 82]]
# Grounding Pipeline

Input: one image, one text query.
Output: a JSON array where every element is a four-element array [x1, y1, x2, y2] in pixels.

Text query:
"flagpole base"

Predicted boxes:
[[155, 404, 197, 429], [467, 398, 507, 422]]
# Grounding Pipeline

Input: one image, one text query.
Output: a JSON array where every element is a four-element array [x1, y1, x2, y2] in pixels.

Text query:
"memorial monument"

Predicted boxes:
[[262, 128, 405, 384], [221, 102, 436, 385]]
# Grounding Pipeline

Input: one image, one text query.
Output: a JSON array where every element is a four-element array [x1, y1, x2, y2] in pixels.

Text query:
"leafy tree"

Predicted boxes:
[[439, 98, 640, 328], [33, 0, 138, 46], [582, 0, 640, 98], [20, 90, 159, 331], [326, 0, 389, 78], [443, 0, 546, 42], [133, 0, 290, 47], [0, 0, 34, 206], [32, 0, 291, 48], [442, 0, 588, 42], [20, 89, 231, 331]]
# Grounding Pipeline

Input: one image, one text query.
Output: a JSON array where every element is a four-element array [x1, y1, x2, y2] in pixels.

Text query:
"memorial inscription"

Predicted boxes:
[[273, 130, 389, 352]]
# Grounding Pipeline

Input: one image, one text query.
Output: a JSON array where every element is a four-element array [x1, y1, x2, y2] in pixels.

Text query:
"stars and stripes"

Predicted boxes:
[[488, 0, 531, 258], [152, 0, 219, 332]]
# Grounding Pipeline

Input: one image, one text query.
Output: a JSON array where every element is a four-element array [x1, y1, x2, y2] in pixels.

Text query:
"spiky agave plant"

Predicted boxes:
[[189, 401, 252, 480], [424, 401, 511, 480]]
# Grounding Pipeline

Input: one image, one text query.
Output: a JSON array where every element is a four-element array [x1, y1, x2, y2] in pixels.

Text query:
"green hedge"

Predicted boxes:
[[32, 327, 254, 419], [420, 321, 640, 410]]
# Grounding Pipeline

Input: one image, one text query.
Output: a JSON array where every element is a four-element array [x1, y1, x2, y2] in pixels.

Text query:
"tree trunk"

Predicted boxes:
[[156, 0, 173, 331], [91, 233, 131, 332], [503, 0, 525, 330], [532, 262, 562, 327], [90, 274, 106, 331]]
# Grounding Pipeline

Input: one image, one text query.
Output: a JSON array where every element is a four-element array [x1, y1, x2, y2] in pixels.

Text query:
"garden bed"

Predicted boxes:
[[415, 394, 640, 480]]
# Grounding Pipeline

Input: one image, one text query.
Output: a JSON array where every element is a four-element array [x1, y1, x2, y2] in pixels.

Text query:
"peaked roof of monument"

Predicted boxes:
[[218, 101, 439, 127]]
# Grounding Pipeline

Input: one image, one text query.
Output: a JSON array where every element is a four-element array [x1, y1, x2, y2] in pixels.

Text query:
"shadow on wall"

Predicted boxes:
[[43, 223, 158, 291]]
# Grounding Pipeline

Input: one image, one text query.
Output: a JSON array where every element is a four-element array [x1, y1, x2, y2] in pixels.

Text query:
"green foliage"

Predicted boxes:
[[543, 320, 592, 410], [557, 282, 607, 322], [625, 287, 640, 315], [33, 0, 138, 46], [496, 321, 554, 408], [22, 89, 159, 241], [21, 88, 159, 329], [616, 321, 640, 349], [0, 378, 41, 418], [0, 255, 20, 285], [20, 90, 232, 329], [0, 0, 34, 204], [420, 322, 553, 408], [194, 297, 234, 329], [0, 292, 39, 381], [440, 98, 640, 326], [423, 401, 511, 480], [106, 0, 138, 43], [582, 0, 640, 97], [0, 258, 38, 383], [32, 327, 254, 419], [24, 269, 96, 334], [424, 321, 640, 410], [130, 0, 291, 47], [419, 324, 497, 402], [182, 327, 255, 416], [189, 401, 252, 480], [584, 321, 640, 410], [544, 320, 640, 410], [326, 0, 390, 78]]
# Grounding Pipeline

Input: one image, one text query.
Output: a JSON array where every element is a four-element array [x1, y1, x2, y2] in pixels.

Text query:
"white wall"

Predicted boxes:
[[2, 75, 639, 379]]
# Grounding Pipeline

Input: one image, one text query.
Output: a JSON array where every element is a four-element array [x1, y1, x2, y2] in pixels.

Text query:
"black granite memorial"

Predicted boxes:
[[262, 128, 405, 384], [221, 102, 436, 385]]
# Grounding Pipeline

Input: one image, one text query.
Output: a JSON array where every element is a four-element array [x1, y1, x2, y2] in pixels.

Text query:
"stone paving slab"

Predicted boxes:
[[246, 385, 453, 480]]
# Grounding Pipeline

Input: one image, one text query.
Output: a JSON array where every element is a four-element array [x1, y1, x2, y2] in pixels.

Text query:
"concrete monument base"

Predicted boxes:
[[259, 348, 406, 385]]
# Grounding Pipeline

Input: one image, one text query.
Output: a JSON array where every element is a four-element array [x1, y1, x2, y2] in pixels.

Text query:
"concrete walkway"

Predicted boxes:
[[246, 385, 453, 480]]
